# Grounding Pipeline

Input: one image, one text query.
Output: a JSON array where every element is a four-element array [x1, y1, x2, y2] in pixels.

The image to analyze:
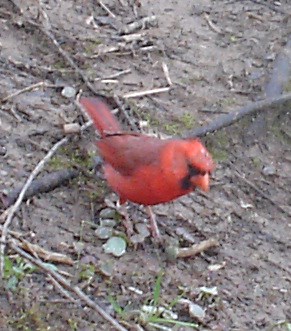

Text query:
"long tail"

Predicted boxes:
[[80, 97, 121, 137]]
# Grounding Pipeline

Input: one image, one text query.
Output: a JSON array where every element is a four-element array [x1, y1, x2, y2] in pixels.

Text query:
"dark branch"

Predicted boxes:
[[1, 169, 79, 208], [183, 93, 291, 138]]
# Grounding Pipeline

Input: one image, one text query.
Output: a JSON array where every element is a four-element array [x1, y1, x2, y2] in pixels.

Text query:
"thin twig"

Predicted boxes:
[[98, 0, 116, 18], [113, 95, 139, 131], [162, 62, 172, 86], [1, 82, 57, 103], [9, 240, 128, 331], [47, 274, 77, 303], [203, 13, 224, 35], [100, 68, 131, 80], [184, 92, 291, 138], [123, 87, 171, 99], [19, 239, 74, 265]]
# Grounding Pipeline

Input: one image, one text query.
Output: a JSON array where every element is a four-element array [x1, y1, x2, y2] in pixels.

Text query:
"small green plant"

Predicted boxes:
[[4, 256, 37, 291], [109, 272, 199, 329]]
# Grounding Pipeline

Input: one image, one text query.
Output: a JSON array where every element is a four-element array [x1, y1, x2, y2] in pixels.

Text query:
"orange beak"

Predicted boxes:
[[192, 173, 210, 192]]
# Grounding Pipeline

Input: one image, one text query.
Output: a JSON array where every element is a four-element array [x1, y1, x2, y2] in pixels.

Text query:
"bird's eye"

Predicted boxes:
[[188, 164, 204, 177]]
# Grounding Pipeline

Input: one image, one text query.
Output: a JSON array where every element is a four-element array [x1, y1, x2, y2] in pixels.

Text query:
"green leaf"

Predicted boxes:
[[108, 296, 124, 316], [4, 256, 14, 278], [153, 271, 164, 307]]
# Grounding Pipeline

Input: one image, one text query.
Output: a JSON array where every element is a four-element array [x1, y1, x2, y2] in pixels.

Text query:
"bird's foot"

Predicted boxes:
[[145, 206, 161, 241]]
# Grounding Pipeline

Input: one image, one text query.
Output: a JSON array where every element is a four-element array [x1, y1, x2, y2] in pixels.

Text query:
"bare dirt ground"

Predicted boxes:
[[0, 0, 290, 330]]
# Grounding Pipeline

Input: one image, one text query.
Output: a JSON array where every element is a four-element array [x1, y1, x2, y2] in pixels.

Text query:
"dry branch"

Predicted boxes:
[[184, 92, 291, 138], [0, 169, 79, 208]]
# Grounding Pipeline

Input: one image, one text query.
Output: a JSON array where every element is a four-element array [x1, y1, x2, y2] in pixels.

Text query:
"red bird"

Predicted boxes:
[[80, 97, 215, 238]]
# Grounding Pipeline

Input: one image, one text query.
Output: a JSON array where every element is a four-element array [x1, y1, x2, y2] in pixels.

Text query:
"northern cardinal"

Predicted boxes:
[[80, 97, 215, 238]]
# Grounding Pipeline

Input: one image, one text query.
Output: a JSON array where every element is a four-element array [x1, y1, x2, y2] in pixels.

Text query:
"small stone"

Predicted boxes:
[[179, 299, 205, 323], [61, 86, 76, 98], [130, 234, 146, 245], [135, 223, 150, 237], [100, 219, 117, 227], [0, 146, 7, 156], [99, 208, 116, 219], [99, 260, 114, 276], [262, 165, 276, 176], [95, 226, 113, 239]]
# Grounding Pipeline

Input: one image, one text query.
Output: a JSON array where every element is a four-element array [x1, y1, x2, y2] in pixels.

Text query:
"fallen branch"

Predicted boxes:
[[0, 169, 79, 208], [184, 92, 291, 138]]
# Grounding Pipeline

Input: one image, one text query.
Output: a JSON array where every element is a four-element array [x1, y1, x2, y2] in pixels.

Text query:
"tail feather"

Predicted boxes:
[[80, 97, 121, 137]]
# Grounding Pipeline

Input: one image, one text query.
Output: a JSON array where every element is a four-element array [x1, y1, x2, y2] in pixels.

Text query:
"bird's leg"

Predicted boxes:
[[145, 206, 161, 239], [117, 202, 134, 237]]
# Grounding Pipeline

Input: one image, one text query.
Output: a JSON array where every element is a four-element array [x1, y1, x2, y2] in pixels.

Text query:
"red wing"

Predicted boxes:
[[97, 133, 169, 176]]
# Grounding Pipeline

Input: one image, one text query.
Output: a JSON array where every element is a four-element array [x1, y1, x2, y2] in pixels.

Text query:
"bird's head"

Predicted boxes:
[[182, 139, 215, 192]]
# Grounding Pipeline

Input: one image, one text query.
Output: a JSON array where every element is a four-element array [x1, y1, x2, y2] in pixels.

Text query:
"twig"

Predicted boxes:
[[1, 82, 56, 103], [47, 274, 77, 303], [98, 0, 116, 18], [203, 13, 224, 35], [234, 171, 291, 218], [9, 240, 128, 331], [113, 95, 139, 131], [123, 87, 171, 99], [119, 15, 157, 35], [100, 68, 131, 80], [162, 62, 172, 86], [176, 238, 219, 258], [184, 92, 291, 138], [19, 239, 74, 265]]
